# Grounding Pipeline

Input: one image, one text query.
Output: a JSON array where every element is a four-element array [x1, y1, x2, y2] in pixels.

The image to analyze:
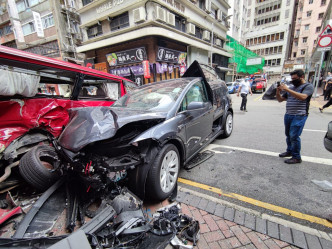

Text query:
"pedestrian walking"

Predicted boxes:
[[276, 69, 314, 164], [237, 77, 252, 112], [321, 72, 332, 96], [324, 78, 332, 101], [319, 79, 332, 112]]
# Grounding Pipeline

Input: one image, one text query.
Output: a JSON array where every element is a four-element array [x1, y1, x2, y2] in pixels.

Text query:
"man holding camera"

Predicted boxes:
[[276, 69, 314, 164]]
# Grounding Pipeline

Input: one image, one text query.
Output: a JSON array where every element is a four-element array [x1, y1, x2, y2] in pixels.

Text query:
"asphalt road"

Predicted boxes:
[[178, 87, 332, 232]]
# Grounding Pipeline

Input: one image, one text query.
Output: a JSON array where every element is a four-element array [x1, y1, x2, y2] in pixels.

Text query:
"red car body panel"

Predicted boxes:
[[0, 46, 135, 158]]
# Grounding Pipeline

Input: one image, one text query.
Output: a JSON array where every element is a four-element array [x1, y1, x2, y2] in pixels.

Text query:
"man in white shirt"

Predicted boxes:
[[237, 77, 253, 112]]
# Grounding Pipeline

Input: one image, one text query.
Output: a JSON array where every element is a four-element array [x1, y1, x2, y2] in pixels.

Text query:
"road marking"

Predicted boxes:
[[254, 94, 263, 101], [303, 129, 326, 133], [178, 177, 332, 228], [204, 144, 332, 166]]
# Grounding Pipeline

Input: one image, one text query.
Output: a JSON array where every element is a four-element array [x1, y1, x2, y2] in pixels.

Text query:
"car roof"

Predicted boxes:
[[0, 45, 131, 83]]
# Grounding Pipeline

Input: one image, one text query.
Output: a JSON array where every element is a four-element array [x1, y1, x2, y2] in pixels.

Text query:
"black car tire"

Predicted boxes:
[[19, 145, 61, 191], [220, 111, 233, 138], [146, 144, 180, 201]]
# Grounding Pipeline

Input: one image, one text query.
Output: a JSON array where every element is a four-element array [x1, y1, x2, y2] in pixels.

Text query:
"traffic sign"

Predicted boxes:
[[317, 46, 331, 51], [318, 24, 332, 37], [318, 36, 332, 47]]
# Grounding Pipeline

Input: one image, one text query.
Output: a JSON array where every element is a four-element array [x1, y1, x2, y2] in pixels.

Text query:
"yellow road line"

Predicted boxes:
[[178, 177, 332, 228], [254, 94, 263, 101]]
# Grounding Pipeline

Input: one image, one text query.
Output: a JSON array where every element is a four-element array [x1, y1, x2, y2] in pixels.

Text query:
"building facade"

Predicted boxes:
[[244, 0, 296, 76], [290, 0, 330, 74], [75, 0, 232, 85], [0, 0, 84, 62], [227, 0, 247, 44]]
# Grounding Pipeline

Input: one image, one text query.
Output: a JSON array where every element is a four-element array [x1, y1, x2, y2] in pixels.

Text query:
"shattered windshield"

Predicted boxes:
[[113, 80, 189, 112]]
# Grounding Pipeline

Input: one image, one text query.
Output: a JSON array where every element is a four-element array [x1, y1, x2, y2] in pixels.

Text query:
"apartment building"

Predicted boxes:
[[244, 0, 296, 75], [290, 0, 330, 72], [227, 0, 247, 44], [75, 0, 232, 85], [0, 0, 83, 62]]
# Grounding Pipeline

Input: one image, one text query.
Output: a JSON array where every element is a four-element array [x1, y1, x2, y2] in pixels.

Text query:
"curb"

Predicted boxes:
[[177, 186, 332, 249]]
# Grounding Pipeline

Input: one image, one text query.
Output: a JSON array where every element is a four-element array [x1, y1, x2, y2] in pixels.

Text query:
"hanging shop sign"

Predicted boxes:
[[110, 65, 144, 77], [156, 47, 187, 64], [180, 64, 186, 76], [106, 47, 147, 66], [143, 60, 150, 79]]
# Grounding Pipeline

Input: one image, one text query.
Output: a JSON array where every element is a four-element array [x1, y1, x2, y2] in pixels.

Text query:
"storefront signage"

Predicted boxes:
[[143, 60, 150, 78], [156, 47, 187, 64], [110, 65, 145, 77], [96, 0, 124, 14], [106, 47, 147, 66], [246, 57, 262, 66], [162, 0, 185, 13]]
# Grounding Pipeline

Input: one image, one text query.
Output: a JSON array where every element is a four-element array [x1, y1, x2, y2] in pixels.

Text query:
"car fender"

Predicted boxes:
[[3, 131, 51, 161]]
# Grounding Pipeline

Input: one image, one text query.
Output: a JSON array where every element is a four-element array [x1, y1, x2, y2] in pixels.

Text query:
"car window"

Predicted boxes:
[[181, 81, 208, 111], [79, 81, 120, 100]]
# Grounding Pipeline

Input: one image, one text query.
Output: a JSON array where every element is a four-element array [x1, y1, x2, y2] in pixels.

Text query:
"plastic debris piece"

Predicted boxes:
[[311, 180, 332, 192]]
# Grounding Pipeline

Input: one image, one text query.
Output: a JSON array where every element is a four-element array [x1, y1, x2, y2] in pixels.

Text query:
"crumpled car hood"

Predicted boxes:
[[58, 106, 167, 152]]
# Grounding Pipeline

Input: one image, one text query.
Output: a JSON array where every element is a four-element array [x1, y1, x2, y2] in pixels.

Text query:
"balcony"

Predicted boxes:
[[0, 12, 9, 25]]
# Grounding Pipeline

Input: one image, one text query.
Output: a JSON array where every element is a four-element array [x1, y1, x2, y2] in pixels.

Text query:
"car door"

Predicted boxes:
[[180, 80, 214, 159]]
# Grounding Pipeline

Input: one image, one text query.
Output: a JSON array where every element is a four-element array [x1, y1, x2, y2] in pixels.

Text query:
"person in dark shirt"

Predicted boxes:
[[276, 69, 314, 164]]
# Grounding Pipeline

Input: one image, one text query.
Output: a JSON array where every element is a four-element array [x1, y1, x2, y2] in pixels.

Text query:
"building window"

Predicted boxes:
[[293, 52, 297, 57], [316, 26, 321, 33], [16, 0, 26, 12], [321, 0, 326, 5], [304, 24, 309, 30], [87, 24, 102, 39], [198, 0, 205, 10], [306, 11, 312, 17], [309, 0, 313, 4], [285, 9, 289, 18], [42, 14, 54, 29], [318, 13, 324, 19], [294, 41, 298, 46], [22, 22, 35, 36], [295, 29, 300, 36], [195, 26, 203, 39], [301, 49, 305, 55], [110, 12, 129, 32], [175, 15, 185, 32], [0, 25, 12, 36], [287, 0, 290, 6], [302, 37, 308, 43], [82, 0, 93, 6]]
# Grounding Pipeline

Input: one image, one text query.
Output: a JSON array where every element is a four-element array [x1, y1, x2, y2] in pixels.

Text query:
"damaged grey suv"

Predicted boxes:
[[19, 61, 233, 201]]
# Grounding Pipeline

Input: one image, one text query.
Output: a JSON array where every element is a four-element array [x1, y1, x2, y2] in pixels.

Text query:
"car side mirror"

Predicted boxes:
[[187, 101, 205, 110]]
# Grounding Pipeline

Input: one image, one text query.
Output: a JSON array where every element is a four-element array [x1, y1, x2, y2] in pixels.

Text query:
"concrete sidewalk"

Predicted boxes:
[[144, 187, 332, 249]]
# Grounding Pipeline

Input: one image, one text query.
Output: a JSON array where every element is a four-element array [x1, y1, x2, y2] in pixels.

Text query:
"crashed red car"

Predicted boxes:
[[251, 78, 267, 93], [0, 46, 136, 166]]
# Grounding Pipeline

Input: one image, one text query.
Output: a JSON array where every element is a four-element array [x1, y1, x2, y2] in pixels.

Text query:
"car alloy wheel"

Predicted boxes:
[[160, 150, 179, 193]]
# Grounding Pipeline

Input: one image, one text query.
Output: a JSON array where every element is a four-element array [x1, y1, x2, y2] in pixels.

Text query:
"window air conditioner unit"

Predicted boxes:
[[217, 9, 222, 21], [167, 12, 175, 26], [156, 6, 167, 22], [203, 30, 210, 41], [187, 23, 195, 35], [133, 7, 146, 23], [205, 0, 211, 14]]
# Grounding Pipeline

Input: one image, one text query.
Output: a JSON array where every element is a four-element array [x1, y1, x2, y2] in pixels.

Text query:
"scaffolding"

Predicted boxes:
[[226, 35, 265, 75]]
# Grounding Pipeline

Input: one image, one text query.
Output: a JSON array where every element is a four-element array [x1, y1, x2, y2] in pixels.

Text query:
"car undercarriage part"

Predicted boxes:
[[0, 161, 19, 183], [13, 177, 65, 239], [0, 206, 22, 226], [184, 150, 215, 170]]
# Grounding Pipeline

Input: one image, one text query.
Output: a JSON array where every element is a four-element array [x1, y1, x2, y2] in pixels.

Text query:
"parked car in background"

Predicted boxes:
[[0, 46, 136, 168], [226, 82, 240, 94], [251, 78, 267, 93], [18, 61, 234, 201]]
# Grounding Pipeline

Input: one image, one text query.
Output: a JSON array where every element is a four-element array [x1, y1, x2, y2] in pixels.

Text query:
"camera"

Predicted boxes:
[[277, 82, 280, 87]]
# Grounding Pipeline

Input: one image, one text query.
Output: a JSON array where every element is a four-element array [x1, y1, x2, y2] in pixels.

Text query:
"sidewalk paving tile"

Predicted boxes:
[[244, 213, 256, 230], [264, 238, 283, 249], [230, 225, 251, 245], [292, 229, 308, 249], [246, 231, 269, 249], [214, 203, 226, 218], [256, 217, 267, 235], [175, 191, 187, 202], [305, 233, 323, 249], [267, 221, 280, 239], [183, 193, 195, 205], [197, 198, 209, 210], [205, 200, 217, 214], [190, 195, 202, 208], [234, 210, 245, 225], [224, 207, 235, 221], [319, 238, 332, 249], [280, 225, 293, 244], [203, 213, 219, 231]]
